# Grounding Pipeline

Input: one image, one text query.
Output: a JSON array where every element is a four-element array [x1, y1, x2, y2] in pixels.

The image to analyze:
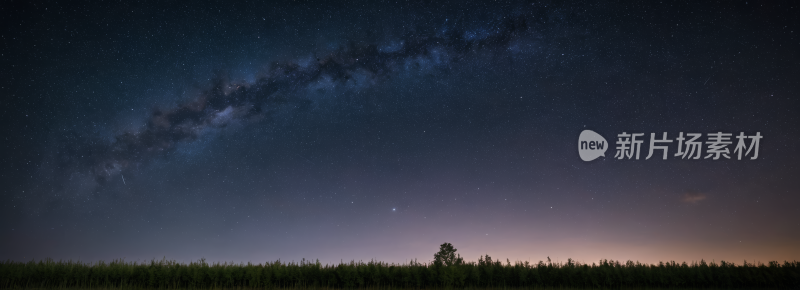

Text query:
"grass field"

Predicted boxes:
[[1, 257, 798, 289]]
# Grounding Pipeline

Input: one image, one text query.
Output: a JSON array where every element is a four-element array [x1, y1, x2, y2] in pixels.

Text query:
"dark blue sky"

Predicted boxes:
[[1, 0, 798, 265]]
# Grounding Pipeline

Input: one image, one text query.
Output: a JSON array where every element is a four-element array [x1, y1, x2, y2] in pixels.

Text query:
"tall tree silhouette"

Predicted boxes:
[[434, 242, 464, 266]]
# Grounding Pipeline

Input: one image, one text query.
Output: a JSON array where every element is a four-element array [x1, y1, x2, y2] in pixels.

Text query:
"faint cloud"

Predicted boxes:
[[680, 191, 707, 204]]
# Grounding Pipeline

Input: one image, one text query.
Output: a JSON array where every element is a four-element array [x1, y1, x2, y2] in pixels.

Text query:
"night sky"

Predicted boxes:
[[2, 1, 799, 265]]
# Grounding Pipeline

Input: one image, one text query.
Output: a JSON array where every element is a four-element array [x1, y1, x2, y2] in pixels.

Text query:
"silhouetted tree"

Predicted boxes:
[[434, 242, 464, 266]]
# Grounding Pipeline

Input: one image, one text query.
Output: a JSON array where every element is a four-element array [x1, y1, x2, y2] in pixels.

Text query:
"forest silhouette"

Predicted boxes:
[[2, 243, 798, 289]]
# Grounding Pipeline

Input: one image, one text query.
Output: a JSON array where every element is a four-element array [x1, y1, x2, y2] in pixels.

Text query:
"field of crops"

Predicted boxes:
[[1, 256, 798, 289]]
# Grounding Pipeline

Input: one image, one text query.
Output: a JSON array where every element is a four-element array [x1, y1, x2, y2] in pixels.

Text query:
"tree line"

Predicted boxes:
[[1, 243, 797, 289]]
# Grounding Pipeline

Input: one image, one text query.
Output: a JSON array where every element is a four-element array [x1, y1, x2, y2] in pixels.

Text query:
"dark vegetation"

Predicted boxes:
[[2, 243, 798, 289]]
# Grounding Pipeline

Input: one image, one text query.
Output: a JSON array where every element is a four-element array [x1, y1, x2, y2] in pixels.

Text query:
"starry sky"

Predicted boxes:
[[1, 0, 799, 265]]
